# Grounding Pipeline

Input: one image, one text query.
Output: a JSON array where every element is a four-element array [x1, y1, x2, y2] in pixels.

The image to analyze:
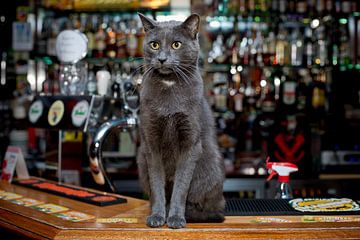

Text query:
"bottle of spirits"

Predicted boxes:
[[126, 18, 138, 58], [303, 27, 314, 66], [94, 16, 106, 58], [116, 22, 127, 58], [85, 16, 95, 58], [290, 29, 303, 66], [275, 27, 289, 65], [106, 19, 117, 58], [86, 65, 97, 95]]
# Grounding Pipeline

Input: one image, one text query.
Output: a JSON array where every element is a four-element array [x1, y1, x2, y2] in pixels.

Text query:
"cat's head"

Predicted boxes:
[[138, 13, 200, 76]]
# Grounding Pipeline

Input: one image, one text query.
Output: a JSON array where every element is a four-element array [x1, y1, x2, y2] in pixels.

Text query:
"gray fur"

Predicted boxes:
[[137, 13, 225, 229]]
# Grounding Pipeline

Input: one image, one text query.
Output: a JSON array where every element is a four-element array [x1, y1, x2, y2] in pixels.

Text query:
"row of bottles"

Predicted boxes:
[[37, 11, 146, 59], [211, 66, 327, 121], [40, 60, 142, 98], [210, 0, 359, 16], [207, 14, 352, 67], [210, 65, 328, 175]]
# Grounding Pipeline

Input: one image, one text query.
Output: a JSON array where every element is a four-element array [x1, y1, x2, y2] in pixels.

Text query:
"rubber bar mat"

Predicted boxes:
[[225, 199, 360, 216], [13, 179, 127, 206]]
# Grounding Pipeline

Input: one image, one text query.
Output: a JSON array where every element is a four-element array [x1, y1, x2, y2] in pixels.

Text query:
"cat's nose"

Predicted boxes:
[[158, 57, 167, 64]]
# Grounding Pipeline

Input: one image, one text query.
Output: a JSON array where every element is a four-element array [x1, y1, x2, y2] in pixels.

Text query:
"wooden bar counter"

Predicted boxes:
[[1, 179, 360, 240]]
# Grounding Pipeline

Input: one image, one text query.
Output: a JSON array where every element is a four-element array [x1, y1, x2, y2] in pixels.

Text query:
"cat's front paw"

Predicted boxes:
[[146, 214, 166, 228], [167, 215, 186, 229]]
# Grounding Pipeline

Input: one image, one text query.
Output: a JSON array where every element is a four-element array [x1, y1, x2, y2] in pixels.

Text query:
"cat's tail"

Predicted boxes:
[[185, 196, 225, 223]]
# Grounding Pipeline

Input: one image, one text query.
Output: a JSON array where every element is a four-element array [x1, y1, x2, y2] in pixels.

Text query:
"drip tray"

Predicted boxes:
[[225, 199, 360, 216]]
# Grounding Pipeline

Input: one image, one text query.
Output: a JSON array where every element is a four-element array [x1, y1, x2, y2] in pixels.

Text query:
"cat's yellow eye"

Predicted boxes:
[[150, 41, 160, 50], [172, 41, 182, 49]]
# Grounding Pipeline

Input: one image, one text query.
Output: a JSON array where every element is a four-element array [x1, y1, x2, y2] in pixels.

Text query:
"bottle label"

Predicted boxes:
[[283, 82, 297, 105], [71, 100, 89, 127]]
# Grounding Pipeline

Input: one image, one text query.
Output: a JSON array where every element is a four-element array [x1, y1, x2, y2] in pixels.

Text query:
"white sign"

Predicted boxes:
[[12, 22, 33, 51], [56, 30, 88, 63]]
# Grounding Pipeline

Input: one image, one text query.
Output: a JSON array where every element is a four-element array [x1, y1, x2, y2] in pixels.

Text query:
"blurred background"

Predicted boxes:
[[0, 0, 359, 200]]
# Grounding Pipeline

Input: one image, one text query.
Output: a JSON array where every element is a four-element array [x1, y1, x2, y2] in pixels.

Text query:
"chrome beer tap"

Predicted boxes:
[[88, 76, 140, 192], [88, 116, 137, 192]]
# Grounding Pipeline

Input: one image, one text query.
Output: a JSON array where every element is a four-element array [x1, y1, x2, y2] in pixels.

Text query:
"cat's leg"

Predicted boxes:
[[136, 146, 150, 195], [167, 142, 201, 229], [146, 151, 167, 227]]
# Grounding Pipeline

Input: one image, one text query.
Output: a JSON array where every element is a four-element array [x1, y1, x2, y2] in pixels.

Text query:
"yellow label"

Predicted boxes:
[[96, 217, 138, 223], [48, 100, 65, 126]]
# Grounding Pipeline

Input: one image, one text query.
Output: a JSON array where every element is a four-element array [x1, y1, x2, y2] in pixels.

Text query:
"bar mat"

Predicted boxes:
[[225, 199, 360, 216], [13, 179, 127, 206]]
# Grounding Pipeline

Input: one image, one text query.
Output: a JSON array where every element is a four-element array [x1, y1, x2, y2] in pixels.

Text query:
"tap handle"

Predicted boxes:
[[88, 117, 137, 192]]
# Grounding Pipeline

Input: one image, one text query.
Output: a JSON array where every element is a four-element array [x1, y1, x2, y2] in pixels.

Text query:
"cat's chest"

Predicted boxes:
[[146, 112, 195, 148]]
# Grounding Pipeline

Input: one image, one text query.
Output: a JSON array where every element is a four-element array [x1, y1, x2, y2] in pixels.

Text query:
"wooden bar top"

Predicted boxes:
[[1, 179, 360, 239]]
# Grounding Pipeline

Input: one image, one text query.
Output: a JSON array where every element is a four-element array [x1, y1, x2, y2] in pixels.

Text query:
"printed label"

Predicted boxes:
[[48, 100, 65, 126], [28, 100, 44, 123], [71, 100, 89, 127]]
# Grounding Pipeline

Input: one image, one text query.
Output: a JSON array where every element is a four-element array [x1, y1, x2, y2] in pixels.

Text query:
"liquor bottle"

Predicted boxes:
[[325, 0, 334, 15], [85, 16, 95, 58], [94, 17, 106, 58], [86, 64, 97, 95], [136, 19, 145, 57], [106, 20, 117, 58], [126, 18, 138, 57], [296, 0, 307, 14], [310, 71, 326, 119], [296, 73, 308, 113], [116, 22, 127, 58], [46, 21, 59, 56], [279, 0, 287, 13], [275, 27, 289, 65], [111, 64, 122, 98], [280, 71, 297, 114], [239, 0, 247, 15], [341, 0, 352, 14], [210, 34, 227, 64], [290, 29, 303, 66], [316, 0, 325, 16], [303, 27, 314, 66], [264, 31, 276, 66], [339, 23, 351, 65]]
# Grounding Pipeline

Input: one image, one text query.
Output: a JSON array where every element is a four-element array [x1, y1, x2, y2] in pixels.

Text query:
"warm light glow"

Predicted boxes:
[[74, 0, 170, 10]]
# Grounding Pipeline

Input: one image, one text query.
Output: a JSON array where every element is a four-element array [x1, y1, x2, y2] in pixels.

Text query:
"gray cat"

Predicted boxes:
[[137, 13, 225, 229]]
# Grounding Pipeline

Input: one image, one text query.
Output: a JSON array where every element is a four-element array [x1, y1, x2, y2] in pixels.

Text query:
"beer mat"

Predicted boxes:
[[13, 179, 127, 206], [289, 198, 360, 212], [0, 191, 23, 200], [31, 203, 69, 213], [225, 199, 360, 216], [96, 217, 138, 223], [10, 197, 44, 207], [53, 210, 95, 222]]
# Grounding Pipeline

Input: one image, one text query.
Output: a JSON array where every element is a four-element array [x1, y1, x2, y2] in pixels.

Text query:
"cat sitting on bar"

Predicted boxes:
[[137, 13, 225, 229]]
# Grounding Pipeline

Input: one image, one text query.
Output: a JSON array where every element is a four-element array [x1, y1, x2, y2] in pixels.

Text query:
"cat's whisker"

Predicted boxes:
[[176, 65, 199, 83], [174, 67, 192, 87]]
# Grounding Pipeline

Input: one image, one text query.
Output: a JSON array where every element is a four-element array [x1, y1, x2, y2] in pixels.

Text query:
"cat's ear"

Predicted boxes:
[[181, 14, 200, 39], [138, 13, 157, 32]]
